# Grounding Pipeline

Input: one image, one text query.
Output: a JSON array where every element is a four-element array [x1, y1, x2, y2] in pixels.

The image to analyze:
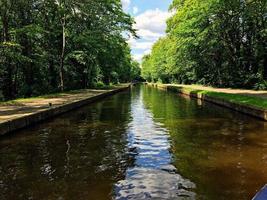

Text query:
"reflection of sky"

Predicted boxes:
[[127, 97, 171, 168], [114, 87, 195, 199], [121, 0, 172, 62]]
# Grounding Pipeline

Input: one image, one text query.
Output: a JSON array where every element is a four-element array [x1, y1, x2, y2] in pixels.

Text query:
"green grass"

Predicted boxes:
[[165, 85, 267, 110]]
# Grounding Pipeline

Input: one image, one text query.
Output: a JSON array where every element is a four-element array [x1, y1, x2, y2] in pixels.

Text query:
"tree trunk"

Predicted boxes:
[[49, 60, 57, 89], [59, 16, 66, 91], [263, 56, 267, 80], [2, 16, 9, 42], [1, 11, 13, 99], [2, 66, 14, 100]]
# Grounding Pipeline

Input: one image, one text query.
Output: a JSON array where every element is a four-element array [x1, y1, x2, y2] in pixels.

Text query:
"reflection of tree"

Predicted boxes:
[[114, 85, 196, 199], [64, 139, 70, 176], [141, 85, 267, 200], [0, 90, 132, 199]]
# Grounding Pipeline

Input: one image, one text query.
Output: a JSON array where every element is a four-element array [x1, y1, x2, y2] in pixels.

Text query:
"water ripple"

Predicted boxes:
[[114, 90, 196, 200]]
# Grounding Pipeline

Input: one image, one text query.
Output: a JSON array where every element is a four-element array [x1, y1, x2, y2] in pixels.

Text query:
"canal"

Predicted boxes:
[[0, 85, 267, 200]]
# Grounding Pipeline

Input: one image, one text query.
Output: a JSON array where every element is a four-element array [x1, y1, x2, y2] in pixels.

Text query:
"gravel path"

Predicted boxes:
[[0, 87, 126, 123]]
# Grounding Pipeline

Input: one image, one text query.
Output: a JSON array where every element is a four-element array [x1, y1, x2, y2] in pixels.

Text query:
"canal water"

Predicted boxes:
[[0, 85, 267, 200]]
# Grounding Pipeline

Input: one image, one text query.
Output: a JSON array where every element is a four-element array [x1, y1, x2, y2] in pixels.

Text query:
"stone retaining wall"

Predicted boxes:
[[0, 86, 129, 136], [148, 83, 267, 121]]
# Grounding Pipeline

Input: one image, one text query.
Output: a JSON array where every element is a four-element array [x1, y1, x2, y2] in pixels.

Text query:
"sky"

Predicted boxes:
[[121, 0, 172, 62]]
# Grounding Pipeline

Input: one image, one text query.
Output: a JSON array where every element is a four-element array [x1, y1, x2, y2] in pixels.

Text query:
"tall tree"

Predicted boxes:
[[142, 0, 267, 89], [0, 0, 138, 100]]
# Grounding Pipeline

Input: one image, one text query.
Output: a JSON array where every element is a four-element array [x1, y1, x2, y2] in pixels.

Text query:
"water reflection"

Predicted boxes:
[[0, 85, 267, 200], [142, 85, 267, 200], [114, 88, 195, 199], [0, 92, 132, 200]]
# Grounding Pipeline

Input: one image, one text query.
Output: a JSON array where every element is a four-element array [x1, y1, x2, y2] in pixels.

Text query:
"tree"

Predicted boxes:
[[142, 0, 267, 89], [0, 0, 136, 100]]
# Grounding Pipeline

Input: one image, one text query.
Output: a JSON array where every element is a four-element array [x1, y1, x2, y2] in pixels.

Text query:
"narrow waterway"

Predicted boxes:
[[114, 88, 195, 199], [0, 85, 267, 200]]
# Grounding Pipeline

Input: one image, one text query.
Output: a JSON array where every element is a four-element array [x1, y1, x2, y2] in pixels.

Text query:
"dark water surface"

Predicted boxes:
[[0, 85, 267, 200]]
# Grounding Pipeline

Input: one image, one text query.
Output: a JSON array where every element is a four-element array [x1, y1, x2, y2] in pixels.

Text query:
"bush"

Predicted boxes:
[[94, 81, 105, 88], [254, 80, 267, 90]]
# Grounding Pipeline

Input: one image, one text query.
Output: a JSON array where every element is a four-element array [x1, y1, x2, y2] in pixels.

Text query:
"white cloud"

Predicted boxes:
[[121, 0, 131, 11], [133, 6, 139, 14], [128, 39, 154, 50], [144, 49, 151, 55], [130, 8, 172, 62], [136, 29, 164, 41], [133, 54, 144, 63], [134, 8, 171, 38], [133, 42, 153, 50]]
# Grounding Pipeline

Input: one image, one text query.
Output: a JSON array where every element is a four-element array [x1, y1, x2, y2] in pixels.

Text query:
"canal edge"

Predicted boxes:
[[0, 85, 130, 136], [147, 83, 267, 121]]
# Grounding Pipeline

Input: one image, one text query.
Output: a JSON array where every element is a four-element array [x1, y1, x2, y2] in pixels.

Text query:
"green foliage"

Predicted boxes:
[[94, 81, 105, 89], [254, 80, 267, 90], [142, 0, 267, 88], [0, 0, 138, 100], [130, 60, 141, 80]]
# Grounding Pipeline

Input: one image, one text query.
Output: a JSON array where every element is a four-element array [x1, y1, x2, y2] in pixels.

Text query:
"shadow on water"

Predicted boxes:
[[0, 85, 267, 200]]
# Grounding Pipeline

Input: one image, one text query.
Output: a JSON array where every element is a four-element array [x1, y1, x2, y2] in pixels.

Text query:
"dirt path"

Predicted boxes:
[[0, 86, 127, 123], [172, 84, 267, 99]]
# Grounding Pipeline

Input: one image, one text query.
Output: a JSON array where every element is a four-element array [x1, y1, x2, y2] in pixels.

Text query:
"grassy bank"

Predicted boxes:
[[152, 83, 267, 110]]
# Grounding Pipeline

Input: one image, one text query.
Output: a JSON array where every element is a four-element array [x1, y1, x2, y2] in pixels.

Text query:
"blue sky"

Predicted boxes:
[[121, 0, 172, 62]]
